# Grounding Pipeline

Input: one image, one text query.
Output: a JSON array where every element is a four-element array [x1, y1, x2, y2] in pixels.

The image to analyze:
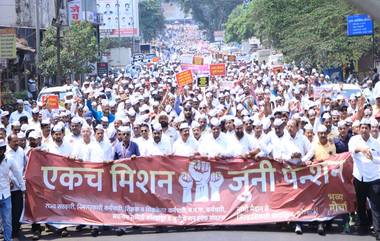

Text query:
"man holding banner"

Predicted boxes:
[[0, 139, 25, 241], [349, 119, 380, 240]]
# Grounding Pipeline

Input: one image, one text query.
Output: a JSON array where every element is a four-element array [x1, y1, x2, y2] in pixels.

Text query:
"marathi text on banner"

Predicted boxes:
[[181, 64, 210, 75], [41, 95, 59, 109], [210, 63, 226, 77], [175, 70, 193, 88], [24, 150, 356, 226]]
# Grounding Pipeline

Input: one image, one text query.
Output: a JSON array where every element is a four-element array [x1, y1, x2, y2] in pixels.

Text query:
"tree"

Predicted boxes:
[[38, 21, 98, 79], [224, 4, 255, 43], [176, 0, 243, 41], [139, 0, 165, 42], [224, 0, 377, 68]]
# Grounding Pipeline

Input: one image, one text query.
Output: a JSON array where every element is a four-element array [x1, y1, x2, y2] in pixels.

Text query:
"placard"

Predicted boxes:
[[192, 56, 204, 65], [197, 76, 209, 87], [227, 55, 236, 62], [210, 63, 226, 77], [175, 70, 193, 87], [41, 95, 59, 109]]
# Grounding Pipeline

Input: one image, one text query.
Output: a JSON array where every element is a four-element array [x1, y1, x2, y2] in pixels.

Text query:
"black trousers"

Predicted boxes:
[[32, 223, 41, 232], [354, 178, 380, 233], [11, 190, 23, 235]]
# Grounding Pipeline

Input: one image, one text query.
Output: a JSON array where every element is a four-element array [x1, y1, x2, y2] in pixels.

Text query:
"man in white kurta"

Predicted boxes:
[[199, 118, 234, 157], [173, 123, 198, 156], [259, 118, 299, 162], [144, 123, 172, 155], [72, 126, 102, 162], [94, 125, 113, 161]]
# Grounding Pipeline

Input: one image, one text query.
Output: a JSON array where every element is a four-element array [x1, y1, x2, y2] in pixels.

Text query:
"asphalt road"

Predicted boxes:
[[8, 224, 377, 241]]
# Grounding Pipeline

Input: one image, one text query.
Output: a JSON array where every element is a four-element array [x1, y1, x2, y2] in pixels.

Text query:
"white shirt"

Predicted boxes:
[[225, 130, 235, 139], [228, 133, 257, 156], [134, 136, 152, 156], [289, 132, 312, 157], [40, 109, 55, 120], [72, 140, 102, 162], [6, 146, 26, 191], [0, 156, 25, 200], [260, 131, 299, 161], [144, 136, 173, 156], [348, 135, 380, 182], [163, 127, 179, 144], [65, 133, 82, 145], [46, 140, 73, 156], [249, 133, 266, 146], [173, 137, 198, 156], [28, 119, 41, 132], [199, 133, 234, 157], [9, 110, 31, 124], [41, 135, 52, 145], [95, 140, 113, 161]]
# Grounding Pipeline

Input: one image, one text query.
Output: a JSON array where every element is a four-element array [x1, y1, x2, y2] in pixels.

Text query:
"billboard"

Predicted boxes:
[[97, 0, 139, 37], [0, 28, 16, 59], [67, 0, 81, 25]]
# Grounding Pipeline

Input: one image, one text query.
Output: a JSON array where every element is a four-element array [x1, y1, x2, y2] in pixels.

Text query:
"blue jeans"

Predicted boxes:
[[0, 196, 12, 241]]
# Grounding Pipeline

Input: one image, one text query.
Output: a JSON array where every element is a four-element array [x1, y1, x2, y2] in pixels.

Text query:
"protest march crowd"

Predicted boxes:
[[1, 23, 380, 241]]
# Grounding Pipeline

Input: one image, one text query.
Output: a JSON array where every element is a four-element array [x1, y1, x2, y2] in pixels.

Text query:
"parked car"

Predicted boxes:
[[37, 85, 82, 109]]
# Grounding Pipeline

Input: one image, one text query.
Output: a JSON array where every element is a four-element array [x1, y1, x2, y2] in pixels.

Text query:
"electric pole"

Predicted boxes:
[[35, 0, 40, 80], [55, 0, 62, 85]]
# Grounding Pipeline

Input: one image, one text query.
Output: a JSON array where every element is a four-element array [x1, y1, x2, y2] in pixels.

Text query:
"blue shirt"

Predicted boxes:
[[113, 141, 140, 160], [86, 100, 115, 124], [334, 134, 351, 154]]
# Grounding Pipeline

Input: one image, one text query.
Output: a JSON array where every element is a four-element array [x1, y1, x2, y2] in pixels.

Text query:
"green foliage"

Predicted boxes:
[[224, 0, 377, 68], [100, 37, 130, 49], [38, 27, 58, 78], [139, 0, 165, 41], [38, 21, 99, 78], [224, 4, 255, 43], [176, 0, 243, 41]]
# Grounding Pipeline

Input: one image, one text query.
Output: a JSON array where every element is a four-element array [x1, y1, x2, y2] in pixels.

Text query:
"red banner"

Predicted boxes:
[[24, 150, 355, 226], [210, 63, 226, 77]]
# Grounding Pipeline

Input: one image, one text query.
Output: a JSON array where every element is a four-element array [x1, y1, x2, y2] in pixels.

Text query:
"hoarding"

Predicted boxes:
[[97, 0, 139, 37]]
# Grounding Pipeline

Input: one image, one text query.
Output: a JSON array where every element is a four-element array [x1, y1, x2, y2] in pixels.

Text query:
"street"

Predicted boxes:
[[11, 224, 377, 241]]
